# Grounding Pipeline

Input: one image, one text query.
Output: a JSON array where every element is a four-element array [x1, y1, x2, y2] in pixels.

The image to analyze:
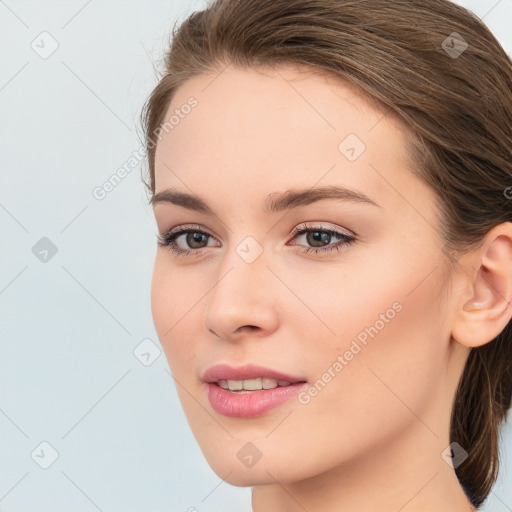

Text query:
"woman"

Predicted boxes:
[[140, 0, 512, 510]]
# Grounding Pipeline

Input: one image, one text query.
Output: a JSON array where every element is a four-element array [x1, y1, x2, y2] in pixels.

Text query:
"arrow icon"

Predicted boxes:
[[32, 237, 58, 262], [134, 339, 161, 366], [442, 32, 468, 58], [236, 236, 263, 263], [31, 441, 59, 469], [237, 441, 263, 467], [339, 134, 365, 161], [30, 31, 59, 60]]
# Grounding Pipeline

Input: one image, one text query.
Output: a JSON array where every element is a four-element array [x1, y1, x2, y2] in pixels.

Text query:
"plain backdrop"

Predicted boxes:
[[0, 1, 511, 511]]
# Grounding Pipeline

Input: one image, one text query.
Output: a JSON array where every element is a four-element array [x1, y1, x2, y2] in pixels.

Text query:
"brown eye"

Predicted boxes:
[[305, 230, 333, 247], [185, 232, 210, 249], [157, 224, 220, 256], [289, 223, 357, 254]]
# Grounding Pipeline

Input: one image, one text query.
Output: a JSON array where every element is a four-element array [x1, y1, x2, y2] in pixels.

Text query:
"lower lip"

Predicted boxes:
[[206, 382, 308, 418]]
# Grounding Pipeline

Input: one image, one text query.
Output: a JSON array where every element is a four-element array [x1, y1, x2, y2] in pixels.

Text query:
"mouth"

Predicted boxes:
[[202, 364, 308, 417], [215, 377, 302, 392]]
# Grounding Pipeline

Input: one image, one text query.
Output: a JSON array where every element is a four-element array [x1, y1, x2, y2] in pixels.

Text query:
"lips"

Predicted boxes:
[[202, 364, 308, 417], [202, 363, 307, 384]]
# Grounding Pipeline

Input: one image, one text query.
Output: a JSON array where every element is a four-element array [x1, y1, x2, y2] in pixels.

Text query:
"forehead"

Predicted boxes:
[[153, 63, 426, 216], [159, 63, 397, 144]]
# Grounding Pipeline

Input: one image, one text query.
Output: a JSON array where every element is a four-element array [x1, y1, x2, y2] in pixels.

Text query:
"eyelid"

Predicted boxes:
[[161, 223, 220, 242], [288, 222, 355, 240]]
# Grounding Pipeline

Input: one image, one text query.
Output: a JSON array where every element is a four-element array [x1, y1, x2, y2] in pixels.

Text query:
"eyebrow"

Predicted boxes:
[[150, 185, 381, 214]]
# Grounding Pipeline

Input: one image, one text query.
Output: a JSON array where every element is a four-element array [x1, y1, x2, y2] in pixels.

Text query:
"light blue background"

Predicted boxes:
[[0, 1, 511, 511]]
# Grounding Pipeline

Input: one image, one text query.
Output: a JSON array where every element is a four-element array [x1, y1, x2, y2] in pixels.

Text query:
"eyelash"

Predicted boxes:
[[156, 222, 357, 257]]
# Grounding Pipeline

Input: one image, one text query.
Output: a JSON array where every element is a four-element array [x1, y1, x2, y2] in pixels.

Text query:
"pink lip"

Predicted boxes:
[[202, 363, 306, 383], [202, 364, 308, 418], [206, 382, 308, 417]]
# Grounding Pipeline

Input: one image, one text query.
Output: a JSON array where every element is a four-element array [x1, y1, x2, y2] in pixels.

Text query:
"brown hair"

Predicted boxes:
[[139, 0, 512, 507]]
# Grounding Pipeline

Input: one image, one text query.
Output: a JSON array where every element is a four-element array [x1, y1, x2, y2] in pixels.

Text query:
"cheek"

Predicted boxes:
[[281, 247, 450, 440], [150, 256, 199, 372], [301, 254, 450, 436]]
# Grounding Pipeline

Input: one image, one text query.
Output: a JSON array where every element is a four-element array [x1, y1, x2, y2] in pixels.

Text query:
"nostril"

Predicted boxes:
[[238, 325, 259, 332]]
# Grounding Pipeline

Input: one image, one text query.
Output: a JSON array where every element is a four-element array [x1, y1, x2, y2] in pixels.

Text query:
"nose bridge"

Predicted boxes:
[[210, 237, 268, 311], [203, 235, 278, 337]]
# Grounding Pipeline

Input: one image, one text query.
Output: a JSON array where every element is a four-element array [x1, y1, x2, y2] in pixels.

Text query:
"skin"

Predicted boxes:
[[150, 63, 512, 511]]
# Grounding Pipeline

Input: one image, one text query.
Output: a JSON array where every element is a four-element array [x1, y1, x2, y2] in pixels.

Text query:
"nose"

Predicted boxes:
[[202, 245, 279, 342]]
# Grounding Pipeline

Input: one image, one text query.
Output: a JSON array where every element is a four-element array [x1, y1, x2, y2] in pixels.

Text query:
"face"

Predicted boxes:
[[150, 64, 465, 486]]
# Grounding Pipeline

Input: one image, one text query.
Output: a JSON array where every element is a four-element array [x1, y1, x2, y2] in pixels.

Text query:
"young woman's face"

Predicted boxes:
[[151, 64, 468, 486]]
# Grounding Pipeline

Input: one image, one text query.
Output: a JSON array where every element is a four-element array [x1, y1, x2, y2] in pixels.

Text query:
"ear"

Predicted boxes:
[[451, 222, 512, 348]]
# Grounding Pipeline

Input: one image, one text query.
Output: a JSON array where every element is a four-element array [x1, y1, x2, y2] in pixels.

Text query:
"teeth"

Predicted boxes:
[[228, 379, 243, 390], [242, 378, 263, 390], [218, 380, 229, 389], [262, 378, 278, 389], [217, 378, 293, 391]]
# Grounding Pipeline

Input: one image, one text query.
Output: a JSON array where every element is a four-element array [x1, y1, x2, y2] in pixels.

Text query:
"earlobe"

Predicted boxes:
[[452, 223, 512, 348]]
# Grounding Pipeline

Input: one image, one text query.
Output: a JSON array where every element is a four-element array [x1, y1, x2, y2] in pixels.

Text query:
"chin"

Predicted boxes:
[[206, 459, 293, 487], [198, 439, 323, 488]]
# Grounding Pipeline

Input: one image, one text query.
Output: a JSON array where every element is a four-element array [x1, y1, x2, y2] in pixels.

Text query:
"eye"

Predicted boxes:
[[157, 222, 357, 257], [157, 224, 219, 257], [288, 223, 357, 254]]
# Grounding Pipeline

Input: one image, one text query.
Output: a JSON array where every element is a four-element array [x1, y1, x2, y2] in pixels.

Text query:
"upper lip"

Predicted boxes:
[[202, 364, 307, 383]]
